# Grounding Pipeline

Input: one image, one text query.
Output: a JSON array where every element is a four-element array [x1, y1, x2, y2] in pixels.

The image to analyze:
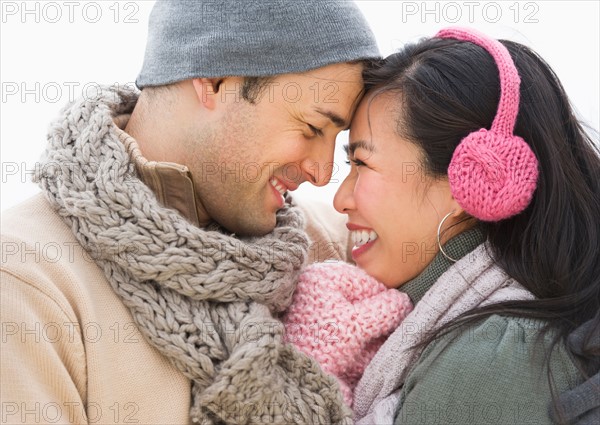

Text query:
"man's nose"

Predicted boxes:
[[301, 140, 336, 187]]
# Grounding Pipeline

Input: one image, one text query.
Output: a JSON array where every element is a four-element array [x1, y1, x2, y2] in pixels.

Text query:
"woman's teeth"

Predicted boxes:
[[270, 178, 286, 196], [351, 230, 378, 247]]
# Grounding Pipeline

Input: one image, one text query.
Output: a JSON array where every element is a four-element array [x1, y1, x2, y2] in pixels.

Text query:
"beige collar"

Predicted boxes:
[[112, 114, 205, 227]]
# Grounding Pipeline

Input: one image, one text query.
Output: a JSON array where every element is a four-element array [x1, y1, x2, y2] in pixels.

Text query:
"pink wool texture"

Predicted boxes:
[[283, 262, 413, 407], [437, 27, 539, 222]]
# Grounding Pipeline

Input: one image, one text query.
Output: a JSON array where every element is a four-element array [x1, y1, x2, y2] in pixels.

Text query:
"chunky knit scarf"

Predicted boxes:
[[353, 243, 535, 424], [34, 86, 351, 424]]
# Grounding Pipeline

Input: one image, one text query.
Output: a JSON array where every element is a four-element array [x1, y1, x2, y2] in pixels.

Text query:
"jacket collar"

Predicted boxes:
[[400, 226, 485, 304], [113, 114, 206, 227]]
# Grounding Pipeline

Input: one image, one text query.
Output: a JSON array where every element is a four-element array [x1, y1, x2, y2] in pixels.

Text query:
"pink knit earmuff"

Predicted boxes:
[[435, 27, 539, 222]]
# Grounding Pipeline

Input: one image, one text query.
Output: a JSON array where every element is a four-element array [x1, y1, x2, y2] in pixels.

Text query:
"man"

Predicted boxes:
[[1, 1, 378, 424]]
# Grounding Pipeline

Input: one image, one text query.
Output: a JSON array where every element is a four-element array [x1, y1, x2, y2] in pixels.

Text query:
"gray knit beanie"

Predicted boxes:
[[136, 0, 380, 88]]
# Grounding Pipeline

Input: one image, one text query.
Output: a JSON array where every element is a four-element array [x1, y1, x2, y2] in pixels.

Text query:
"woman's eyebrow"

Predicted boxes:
[[344, 139, 376, 155]]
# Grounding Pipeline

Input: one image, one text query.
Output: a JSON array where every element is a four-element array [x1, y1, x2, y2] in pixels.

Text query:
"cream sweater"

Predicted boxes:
[[0, 193, 349, 425]]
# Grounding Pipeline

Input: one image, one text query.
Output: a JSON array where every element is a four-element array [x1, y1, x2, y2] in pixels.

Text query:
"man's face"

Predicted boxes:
[[184, 63, 365, 236]]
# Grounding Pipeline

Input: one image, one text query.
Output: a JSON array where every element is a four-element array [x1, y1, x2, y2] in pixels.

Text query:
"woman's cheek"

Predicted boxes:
[[353, 175, 377, 208]]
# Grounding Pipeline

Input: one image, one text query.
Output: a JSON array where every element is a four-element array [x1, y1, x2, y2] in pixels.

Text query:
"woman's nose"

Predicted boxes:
[[333, 172, 356, 214]]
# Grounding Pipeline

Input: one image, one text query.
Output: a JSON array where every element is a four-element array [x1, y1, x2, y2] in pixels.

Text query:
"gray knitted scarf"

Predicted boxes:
[[34, 86, 351, 424]]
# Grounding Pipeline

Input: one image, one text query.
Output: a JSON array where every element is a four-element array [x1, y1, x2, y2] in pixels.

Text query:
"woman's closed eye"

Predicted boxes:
[[343, 144, 367, 167], [345, 157, 366, 167]]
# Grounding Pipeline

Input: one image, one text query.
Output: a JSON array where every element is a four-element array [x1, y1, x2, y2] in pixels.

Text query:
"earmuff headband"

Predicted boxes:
[[435, 27, 539, 222]]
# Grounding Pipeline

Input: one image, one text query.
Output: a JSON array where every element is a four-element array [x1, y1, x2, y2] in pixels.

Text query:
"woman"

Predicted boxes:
[[334, 28, 599, 424]]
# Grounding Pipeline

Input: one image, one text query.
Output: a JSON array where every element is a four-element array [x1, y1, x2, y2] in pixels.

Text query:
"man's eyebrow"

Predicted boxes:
[[314, 108, 348, 130], [343, 140, 376, 156]]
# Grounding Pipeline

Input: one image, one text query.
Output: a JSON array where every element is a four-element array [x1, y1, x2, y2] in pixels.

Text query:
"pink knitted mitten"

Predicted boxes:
[[282, 262, 413, 406]]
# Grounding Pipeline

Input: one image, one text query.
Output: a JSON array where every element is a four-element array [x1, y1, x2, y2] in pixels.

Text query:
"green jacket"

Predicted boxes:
[[394, 315, 582, 424], [393, 229, 589, 425]]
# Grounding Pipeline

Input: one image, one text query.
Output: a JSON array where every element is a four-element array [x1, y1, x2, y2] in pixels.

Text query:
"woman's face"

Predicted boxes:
[[334, 93, 460, 288]]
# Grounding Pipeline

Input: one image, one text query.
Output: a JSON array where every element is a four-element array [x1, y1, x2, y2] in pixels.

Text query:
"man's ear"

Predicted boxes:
[[191, 78, 223, 110]]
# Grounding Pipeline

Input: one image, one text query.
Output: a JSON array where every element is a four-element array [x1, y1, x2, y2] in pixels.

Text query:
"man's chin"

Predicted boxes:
[[217, 213, 277, 237]]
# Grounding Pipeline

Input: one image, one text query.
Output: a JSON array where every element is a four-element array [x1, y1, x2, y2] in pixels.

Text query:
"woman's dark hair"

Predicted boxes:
[[363, 37, 599, 421]]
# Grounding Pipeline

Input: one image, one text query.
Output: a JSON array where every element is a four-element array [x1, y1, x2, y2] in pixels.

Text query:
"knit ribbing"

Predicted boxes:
[[401, 226, 485, 304], [136, 1, 380, 88]]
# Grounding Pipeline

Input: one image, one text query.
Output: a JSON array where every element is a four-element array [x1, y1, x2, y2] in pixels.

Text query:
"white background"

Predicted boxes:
[[1, 0, 599, 211]]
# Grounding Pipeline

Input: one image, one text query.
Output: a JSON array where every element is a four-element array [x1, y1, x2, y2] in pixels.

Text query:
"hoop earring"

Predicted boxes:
[[437, 211, 459, 263]]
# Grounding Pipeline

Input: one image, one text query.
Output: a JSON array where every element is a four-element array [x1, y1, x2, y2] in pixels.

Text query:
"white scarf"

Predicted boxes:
[[353, 243, 535, 424]]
